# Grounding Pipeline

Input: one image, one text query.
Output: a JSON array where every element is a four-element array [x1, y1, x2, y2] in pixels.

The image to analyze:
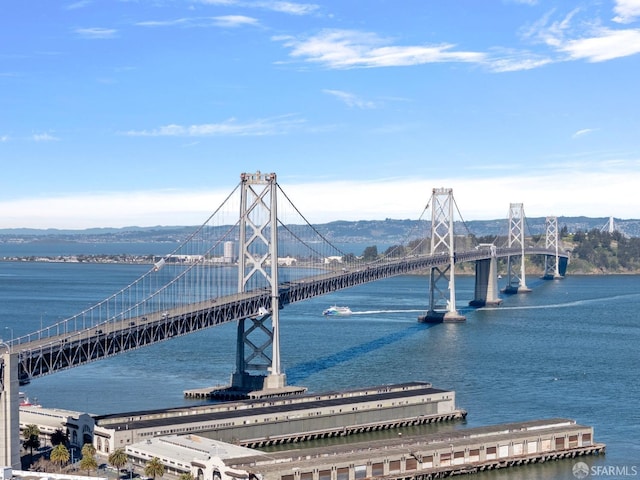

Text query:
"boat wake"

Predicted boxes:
[[480, 292, 640, 311], [351, 309, 425, 315]]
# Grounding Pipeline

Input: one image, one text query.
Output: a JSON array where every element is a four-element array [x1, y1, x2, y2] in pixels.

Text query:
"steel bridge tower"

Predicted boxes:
[[418, 188, 465, 323], [229, 172, 305, 398], [543, 216, 564, 280], [504, 203, 531, 294]]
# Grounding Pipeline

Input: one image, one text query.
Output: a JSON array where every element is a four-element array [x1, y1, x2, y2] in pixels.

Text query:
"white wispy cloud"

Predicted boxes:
[[572, 128, 596, 139], [66, 0, 91, 10], [613, 0, 640, 23], [136, 18, 191, 27], [523, 7, 640, 62], [254, 1, 319, 15], [559, 27, 640, 62], [276, 5, 640, 73], [124, 115, 305, 137], [276, 29, 485, 69], [521, 9, 579, 48], [323, 89, 376, 109], [485, 50, 553, 72], [0, 135, 9, 142], [137, 15, 258, 28], [32, 133, 60, 142], [199, 0, 237, 4], [212, 15, 259, 27], [197, 0, 319, 15], [74, 27, 117, 39]]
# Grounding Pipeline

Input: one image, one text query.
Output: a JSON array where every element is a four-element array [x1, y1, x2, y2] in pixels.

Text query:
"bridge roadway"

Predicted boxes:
[[4, 246, 564, 384]]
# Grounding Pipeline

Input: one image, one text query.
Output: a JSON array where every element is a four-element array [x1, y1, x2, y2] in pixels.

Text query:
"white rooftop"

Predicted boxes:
[[128, 435, 262, 464]]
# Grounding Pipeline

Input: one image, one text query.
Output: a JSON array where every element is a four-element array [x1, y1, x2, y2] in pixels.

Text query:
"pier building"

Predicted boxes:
[[123, 418, 604, 480], [19, 405, 94, 449], [14, 382, 605, 479], [92, 382, 465, 454]]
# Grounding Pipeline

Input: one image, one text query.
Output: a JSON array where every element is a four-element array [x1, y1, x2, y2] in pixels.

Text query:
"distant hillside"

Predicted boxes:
[[1, 217, 639, 245]]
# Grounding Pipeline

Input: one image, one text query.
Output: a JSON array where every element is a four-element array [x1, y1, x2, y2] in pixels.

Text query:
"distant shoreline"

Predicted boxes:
[[3, 255, 639, 275], [0, 254, 155, 265]]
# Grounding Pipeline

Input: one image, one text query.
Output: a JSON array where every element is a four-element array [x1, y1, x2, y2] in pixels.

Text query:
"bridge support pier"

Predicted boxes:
[[469, 256, 502, 307], [1, 351, 20, 469]]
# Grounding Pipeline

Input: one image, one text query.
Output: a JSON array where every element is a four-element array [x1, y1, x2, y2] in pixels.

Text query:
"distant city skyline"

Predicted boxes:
[[1, 1, 639, 229]]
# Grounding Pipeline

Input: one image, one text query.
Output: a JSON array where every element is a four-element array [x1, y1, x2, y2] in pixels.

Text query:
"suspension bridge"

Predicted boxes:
[[1, 171, 568, 467]]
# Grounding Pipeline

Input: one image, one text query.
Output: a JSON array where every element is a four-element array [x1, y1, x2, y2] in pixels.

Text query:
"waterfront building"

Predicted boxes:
[[123, 418, 603, 480], [19, 405, 94, 449], [92, 382, 463, 454], [125, 435, 259, 480]]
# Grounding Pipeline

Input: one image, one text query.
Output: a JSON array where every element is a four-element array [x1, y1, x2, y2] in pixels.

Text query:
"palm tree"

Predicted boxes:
[[79, 454, 98, 476], [144, 457, 164, 480], [50, 443, 70, 472], [81, 442, 97, 458], [80, 443, 98, 476], [178, 474, 194, 480], [22, 424, 41, 465], [109, 448, 129, 476]]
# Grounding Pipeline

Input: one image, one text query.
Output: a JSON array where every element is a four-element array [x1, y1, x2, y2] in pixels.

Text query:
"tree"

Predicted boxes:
[[81, 442, 97, 458], [109, 448, 129, 474], [51, 428, 69, 447], [362, 245, 378, 261], [178, 474, 194, 480], [80, 443, 98, 476], [50, 443, 70, 472], [22, 424, 41, 464], [79, 454, 98, 476], [144, 457, 165, 480]]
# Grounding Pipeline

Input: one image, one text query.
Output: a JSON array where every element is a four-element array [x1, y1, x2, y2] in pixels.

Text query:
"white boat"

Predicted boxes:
[[323, 306, 352, 316], [19, 392, 41, 408]]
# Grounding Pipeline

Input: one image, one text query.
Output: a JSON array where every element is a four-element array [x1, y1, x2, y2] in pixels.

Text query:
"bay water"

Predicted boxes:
[[1, 242, 639, 478]]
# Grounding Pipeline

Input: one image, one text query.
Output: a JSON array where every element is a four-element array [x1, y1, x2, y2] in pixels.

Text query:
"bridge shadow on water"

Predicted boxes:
[[286, 322, 438, 384]]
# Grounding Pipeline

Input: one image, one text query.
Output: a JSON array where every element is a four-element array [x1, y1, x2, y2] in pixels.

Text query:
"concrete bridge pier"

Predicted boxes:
[[1, 351, 20, 469], [469, 256, 502, 307]]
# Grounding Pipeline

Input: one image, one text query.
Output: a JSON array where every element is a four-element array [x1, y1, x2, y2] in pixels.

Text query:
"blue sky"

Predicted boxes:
[[1, 0, 639, 229]]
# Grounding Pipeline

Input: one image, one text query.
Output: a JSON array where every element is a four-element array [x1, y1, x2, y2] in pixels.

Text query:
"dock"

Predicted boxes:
[[228, 418, 605, 480]]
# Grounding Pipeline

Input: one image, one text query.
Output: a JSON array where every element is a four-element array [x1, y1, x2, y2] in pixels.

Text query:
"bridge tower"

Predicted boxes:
[[229, 172, 305, 398], [418, 188, 465, 323], [504, 203, 531, 294], [0, 348, 20, 469], [542, 216, 564, 280]]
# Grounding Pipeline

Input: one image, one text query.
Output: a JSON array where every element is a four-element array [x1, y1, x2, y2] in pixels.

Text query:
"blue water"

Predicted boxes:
[[1, 247, 639, 477]]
